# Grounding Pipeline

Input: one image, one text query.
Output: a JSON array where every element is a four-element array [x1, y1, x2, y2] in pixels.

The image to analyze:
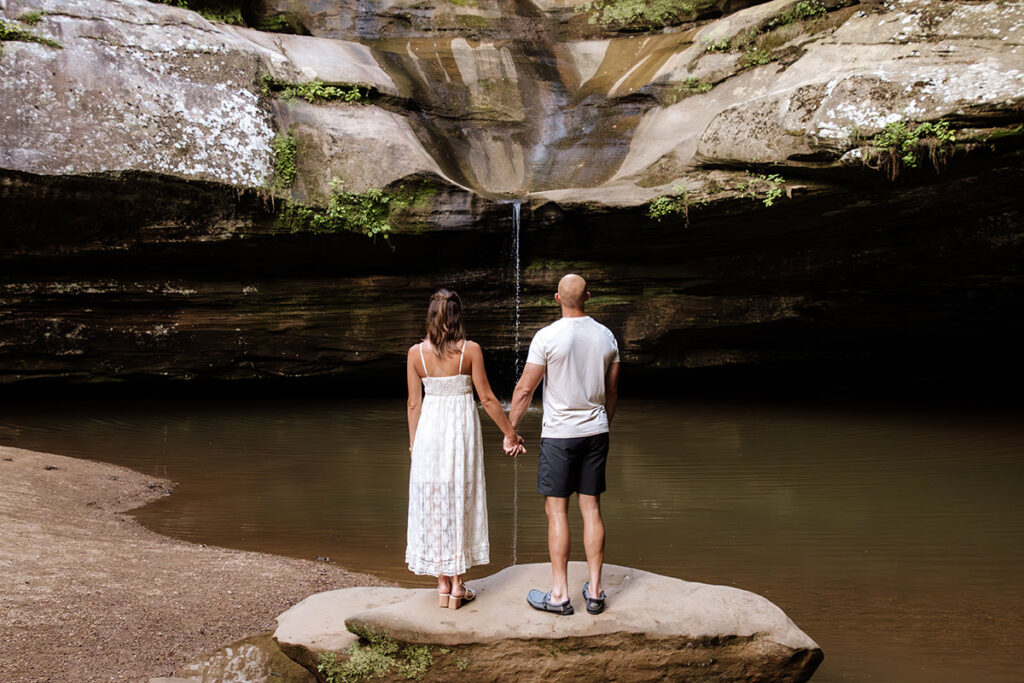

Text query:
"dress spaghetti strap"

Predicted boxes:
[[418, 342, 429, 377], [458, 341, 466, 375]]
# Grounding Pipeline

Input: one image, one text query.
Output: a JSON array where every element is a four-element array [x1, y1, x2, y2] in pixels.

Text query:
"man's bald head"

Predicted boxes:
[[557, 273, 589, 310]]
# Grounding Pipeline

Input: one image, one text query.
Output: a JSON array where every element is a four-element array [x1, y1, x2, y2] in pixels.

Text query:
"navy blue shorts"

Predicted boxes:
[[537, 433, 609, 497]]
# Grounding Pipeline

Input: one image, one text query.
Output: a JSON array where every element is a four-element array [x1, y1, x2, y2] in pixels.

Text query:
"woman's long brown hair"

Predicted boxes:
[[425, 289, 466, 357]]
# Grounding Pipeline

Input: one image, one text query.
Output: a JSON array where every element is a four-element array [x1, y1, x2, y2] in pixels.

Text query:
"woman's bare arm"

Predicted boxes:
[[406, 345, 424, 455], [466, 342, 520, 449]]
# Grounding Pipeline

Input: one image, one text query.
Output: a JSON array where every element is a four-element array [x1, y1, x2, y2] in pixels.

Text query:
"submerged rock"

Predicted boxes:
[[274, 562, 823, 682], [153, 634, 316, 683]]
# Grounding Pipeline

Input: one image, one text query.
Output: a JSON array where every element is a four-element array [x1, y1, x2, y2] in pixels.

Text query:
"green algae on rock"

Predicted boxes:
[[0, 17, 61, 49]]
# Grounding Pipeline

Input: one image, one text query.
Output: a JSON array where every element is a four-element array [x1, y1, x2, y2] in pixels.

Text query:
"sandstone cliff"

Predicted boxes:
[[1, 0, 1022, 388]]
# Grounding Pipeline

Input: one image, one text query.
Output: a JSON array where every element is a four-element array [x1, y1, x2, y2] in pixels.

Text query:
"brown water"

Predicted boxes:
[[1, 397, 1022, 682]]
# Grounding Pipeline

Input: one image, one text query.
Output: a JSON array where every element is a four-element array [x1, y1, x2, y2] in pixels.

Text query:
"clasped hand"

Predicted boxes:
[[502, 433, 526, 458]]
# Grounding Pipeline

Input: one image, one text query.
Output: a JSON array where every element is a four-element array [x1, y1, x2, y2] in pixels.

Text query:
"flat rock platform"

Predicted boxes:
[[275, 562, 823, 682]]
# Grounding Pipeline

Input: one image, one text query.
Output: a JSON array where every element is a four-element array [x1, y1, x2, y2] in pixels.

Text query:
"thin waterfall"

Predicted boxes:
[[511, 199, 521, 565], [512, 199, 522, 377]]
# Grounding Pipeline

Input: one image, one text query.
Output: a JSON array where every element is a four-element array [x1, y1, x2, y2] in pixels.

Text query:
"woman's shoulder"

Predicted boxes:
[[408, 340, 426, 355], [463, 339, 482, 354]]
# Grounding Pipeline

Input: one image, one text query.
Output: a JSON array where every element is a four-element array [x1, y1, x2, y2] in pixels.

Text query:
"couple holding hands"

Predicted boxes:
[[406, 274, 620, 615]]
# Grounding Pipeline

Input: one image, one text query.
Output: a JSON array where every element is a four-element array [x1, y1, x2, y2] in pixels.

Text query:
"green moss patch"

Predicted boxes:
[[656, 77, 713, 105], [153, 0, 246, 25], [455, 14, 490, 30], [251, 14, 302, 33], [0, 18, 61, 50], [16, 11, 44, 26], [579, 0, 721, 31], [766, 0, 826, 30], [271, 132, 298, 191], [979, 124, 1024, 141]]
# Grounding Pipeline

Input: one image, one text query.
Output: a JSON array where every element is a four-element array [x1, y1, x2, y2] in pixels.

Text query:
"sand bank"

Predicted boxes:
[[0, 446, 390, 682]]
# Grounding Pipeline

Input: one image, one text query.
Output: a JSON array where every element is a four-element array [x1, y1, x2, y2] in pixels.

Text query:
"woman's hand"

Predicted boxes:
[[503, 433, 526, 457]]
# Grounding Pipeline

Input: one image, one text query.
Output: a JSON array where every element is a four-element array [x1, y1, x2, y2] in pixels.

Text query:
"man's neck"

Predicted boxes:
[[560, 307, 587, 319]]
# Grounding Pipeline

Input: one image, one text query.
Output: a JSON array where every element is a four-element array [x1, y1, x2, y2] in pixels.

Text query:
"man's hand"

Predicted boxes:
[[503, 433, 526, 458]]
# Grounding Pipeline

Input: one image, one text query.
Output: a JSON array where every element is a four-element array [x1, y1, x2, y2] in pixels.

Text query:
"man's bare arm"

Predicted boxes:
[[510, 362, 545, 429], [605, 361, 620, 425]]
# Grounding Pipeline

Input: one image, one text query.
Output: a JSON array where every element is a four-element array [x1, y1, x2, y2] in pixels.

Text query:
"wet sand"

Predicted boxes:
[[0, 446, 390, 682]]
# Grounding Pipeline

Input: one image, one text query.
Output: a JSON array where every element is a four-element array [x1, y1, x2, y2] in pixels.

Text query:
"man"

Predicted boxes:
[[508, 273, 620, 616]]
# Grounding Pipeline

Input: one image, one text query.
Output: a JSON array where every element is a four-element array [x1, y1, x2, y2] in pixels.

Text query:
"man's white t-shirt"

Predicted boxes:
[[525, 316, 620, 439]]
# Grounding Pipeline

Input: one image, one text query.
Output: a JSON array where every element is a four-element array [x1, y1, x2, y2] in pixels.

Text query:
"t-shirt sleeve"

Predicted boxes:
[[608, 329, 620, 363], [526, 330, 547, 366]]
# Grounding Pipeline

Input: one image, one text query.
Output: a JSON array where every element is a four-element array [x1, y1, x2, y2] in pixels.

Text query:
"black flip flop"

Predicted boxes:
[[582, 581, 606, 615], [527, 589, 574, 615]]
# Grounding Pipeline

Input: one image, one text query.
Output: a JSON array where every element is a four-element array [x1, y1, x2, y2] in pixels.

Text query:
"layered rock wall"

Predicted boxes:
[[1, 0, 1022, 388]]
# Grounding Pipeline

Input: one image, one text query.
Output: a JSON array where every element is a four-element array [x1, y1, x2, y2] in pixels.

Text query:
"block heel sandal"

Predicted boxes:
[[448, 587, 476, 610]]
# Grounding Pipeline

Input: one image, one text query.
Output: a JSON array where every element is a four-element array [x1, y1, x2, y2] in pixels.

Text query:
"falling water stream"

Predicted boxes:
[[511, 199, 522, 565], [512, 199, 522, 376]]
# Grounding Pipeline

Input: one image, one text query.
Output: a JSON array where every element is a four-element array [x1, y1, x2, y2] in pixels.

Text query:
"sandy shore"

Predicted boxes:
[[0, 445, 391, 682]]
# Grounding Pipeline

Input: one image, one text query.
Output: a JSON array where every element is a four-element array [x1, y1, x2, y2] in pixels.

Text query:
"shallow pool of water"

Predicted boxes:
[[1, 397, 1021, 682]]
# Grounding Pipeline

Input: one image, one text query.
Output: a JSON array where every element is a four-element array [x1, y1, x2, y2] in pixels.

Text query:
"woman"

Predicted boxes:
[[406, 289, 522, 609]]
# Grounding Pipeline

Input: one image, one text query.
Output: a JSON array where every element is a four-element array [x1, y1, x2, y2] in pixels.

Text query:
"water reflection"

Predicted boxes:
[[1, 398, 1022, 683]]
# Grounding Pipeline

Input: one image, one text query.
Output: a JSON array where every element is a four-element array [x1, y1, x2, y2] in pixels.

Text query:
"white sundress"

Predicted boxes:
[[405, 342, 489, 576]]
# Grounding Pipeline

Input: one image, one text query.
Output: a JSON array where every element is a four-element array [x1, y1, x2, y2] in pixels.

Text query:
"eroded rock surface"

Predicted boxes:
[[274, 562, 823, 682], [1, 0, 1023, 387]]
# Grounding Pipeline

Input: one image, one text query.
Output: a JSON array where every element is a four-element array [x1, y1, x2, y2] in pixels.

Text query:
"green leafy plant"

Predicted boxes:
[[648, 183, 690, 224], [864, 119, 956, 180], [740, 47, 773, 67], [703, 36, 731, 52], [317, 629, 433, 683], [260, 76, 369, 104], [760, 173, 785, 206], [737, 172, 786, 207], [282, 81, 365, 103], [278, 179, 436, 240], [271, 132, 298, 190]]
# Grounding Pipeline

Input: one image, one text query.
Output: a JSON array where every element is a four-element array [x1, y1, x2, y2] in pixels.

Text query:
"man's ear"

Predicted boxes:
[[584, 291, 591, 301], [554, 292, 562, 304]]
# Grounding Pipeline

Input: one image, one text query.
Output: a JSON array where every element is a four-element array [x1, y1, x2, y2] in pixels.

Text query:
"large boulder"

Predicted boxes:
[[0, 0, 451, 197], [274, 562, 823, 682]]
